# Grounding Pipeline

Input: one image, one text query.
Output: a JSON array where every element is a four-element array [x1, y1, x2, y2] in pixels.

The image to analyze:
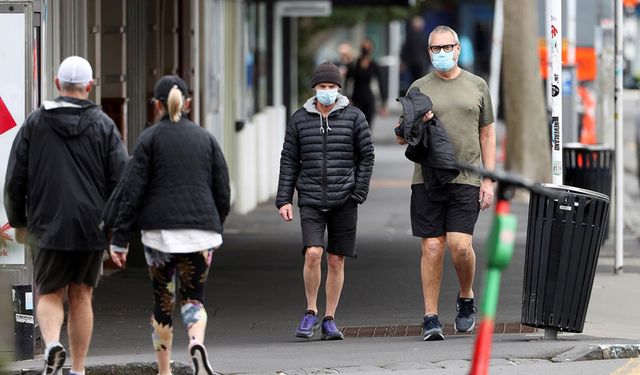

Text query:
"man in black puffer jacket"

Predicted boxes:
[[276, 62, 374, 341]]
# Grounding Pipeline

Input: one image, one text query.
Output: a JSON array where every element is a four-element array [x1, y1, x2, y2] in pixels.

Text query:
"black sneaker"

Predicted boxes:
[[421, 314, 444, 341], [455, 294, 477, 332], [42, 343, 66, 375]]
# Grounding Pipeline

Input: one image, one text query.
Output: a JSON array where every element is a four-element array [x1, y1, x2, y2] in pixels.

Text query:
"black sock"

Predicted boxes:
[[323, 316, 334, 322], [305, 309, 317, 316]]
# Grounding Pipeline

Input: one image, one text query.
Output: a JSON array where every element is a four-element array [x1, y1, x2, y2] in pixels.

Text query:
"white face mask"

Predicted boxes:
[[316, 88, 339, 105]]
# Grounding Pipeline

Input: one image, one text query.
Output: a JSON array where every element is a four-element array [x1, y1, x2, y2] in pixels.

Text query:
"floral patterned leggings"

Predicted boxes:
[[144, 246, 214, 352]]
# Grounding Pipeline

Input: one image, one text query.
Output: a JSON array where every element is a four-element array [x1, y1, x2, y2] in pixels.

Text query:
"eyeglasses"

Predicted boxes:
[[429, 43, 458, 53]]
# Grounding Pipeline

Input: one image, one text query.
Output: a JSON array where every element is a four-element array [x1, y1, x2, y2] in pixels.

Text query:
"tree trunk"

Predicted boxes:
[[502, 0, 551, 182]]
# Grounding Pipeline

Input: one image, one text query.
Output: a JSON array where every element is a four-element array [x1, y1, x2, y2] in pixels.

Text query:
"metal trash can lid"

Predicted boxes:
[[563, 142, 613, 151], [537, 183, 610, 202]]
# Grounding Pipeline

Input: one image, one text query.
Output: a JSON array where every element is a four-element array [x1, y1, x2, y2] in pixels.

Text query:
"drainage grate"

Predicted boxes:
[[340, 323, 537, 338]]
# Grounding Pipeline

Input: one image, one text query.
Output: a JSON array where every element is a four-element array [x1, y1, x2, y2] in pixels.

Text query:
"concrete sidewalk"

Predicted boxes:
[[10, 109, 640, 375]]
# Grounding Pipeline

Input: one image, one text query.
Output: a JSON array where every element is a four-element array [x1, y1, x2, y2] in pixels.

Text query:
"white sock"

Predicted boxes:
[[69, 371, 85, 375]]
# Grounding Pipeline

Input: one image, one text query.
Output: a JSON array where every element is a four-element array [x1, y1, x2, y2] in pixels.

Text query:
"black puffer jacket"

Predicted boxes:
[[276, 94, 374, 208], [4, 96, 127, 251], [109, 115, 230, 248]]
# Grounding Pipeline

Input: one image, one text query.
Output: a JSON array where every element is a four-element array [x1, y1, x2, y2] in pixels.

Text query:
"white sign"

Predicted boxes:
[[0, 12, 27, 265], [15, 313, 34, 324], [25, 291, 33, 310]]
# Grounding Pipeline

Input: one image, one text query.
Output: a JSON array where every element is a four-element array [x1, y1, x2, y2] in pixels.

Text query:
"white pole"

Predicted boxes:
[[614, 0, 624, 273], [489, 0, 503, 119], [550, 0, 563, 185], [545, 0, 563, 340], [567, 0, 576, 65]]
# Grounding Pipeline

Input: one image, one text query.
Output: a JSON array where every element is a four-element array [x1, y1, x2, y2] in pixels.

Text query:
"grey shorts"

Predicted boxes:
[[299, 199, 359, 258], [34, 248, 104, 295]]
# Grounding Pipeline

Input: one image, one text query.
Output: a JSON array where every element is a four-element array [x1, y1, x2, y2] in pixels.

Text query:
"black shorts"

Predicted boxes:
[[299, 199, 359, 258], [410, 183, 480, 238], [34, 249, 104, 295]]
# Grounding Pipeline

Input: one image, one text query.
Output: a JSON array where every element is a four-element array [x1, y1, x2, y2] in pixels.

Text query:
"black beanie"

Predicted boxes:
[[310, 62, 342, 88]]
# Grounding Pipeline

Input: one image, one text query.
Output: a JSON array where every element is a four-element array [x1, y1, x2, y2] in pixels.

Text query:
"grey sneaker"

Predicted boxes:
[[422, 314, 444, 341], [454, 295, 477, 332], [42, 343, 66, 375]]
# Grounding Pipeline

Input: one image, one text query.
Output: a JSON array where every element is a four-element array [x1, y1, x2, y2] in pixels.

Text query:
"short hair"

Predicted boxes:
[[60, 81, 88, 93], [428, 26, 460, 46]]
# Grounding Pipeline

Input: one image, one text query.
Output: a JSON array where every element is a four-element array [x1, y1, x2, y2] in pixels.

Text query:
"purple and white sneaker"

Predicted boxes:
[[295, 311, 320, 338], [321, 318, 344, 340]]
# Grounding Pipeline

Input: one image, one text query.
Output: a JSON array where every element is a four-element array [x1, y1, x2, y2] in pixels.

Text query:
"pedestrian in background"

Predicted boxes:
[[400, 16, 430, 87], [276, 62, 374, 341], [107, 75, 230, 375], [335, 41, 355, 82], [347, 38, 388, 131], [396, 25, 495, 341], [4, 56, 128, 375]]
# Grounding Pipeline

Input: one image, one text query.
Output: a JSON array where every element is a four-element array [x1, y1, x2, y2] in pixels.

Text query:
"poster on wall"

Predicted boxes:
[[0, 11, 27, 265]]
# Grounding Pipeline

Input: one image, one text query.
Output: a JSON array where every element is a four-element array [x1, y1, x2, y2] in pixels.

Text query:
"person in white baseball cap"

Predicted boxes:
[[55, 55, 94, 96], [5, 55, 127, 375]]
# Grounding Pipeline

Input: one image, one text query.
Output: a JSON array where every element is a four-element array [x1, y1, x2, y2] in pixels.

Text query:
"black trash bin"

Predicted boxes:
[[563, 143, 613, 239], [522, 184, 609, 333]]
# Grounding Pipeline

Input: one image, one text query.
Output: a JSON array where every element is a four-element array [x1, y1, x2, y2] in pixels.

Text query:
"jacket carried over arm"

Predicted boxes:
[[275, 94, 374, 209], [4, 96, 128, 251], [109, 116, 230, 248], [396, 87, 459, 190]]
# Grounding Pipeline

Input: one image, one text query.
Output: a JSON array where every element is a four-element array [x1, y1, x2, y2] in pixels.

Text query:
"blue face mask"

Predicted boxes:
[[316, 89, 339, 106], [431, 50, 456, 72]]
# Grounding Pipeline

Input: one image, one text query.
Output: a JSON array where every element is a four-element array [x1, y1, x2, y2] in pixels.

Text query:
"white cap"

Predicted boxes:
[[57, 56, 93, 84]]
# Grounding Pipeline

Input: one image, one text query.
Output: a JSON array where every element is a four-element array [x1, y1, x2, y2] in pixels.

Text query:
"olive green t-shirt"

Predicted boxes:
[[410, 69, 494, 187]]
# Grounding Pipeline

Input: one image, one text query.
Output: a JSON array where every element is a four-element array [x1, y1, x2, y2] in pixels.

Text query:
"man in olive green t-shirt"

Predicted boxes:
[[396, 25, 496, 341]]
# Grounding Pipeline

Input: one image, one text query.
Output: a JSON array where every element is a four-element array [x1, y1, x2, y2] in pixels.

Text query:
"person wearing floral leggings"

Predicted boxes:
[[146, 247, 215, 373], [107, 75, 230, 375]]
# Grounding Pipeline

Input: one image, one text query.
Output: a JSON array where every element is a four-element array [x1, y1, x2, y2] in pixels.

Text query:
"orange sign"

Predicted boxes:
[[538, 40, 596, 82]]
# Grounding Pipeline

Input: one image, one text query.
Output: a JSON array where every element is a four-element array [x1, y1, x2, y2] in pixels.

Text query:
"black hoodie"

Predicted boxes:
[[4, 96, 128, 251]]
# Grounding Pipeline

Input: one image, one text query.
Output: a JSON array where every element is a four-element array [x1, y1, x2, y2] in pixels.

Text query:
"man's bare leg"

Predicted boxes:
[[303, 247, 324, 313], [67, 283, 94, 374], [325, 253, 345, 318], [421, 236, 446, 316]]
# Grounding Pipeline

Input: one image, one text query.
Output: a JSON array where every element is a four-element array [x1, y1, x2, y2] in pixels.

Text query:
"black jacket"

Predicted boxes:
[[276, 94, 374, 208], [396, 88, 459, 190], [4, 96, 128, 251], [109, 115, 230, 248]]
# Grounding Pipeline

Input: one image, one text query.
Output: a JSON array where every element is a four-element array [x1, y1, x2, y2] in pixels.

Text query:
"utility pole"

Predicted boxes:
[[489, 0, 504, 119], [614, 0, 624, 273], [546, 0, 563, 340]]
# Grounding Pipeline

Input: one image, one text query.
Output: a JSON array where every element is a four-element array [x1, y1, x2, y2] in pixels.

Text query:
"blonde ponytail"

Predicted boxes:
[[167, 85, 183, 122]]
